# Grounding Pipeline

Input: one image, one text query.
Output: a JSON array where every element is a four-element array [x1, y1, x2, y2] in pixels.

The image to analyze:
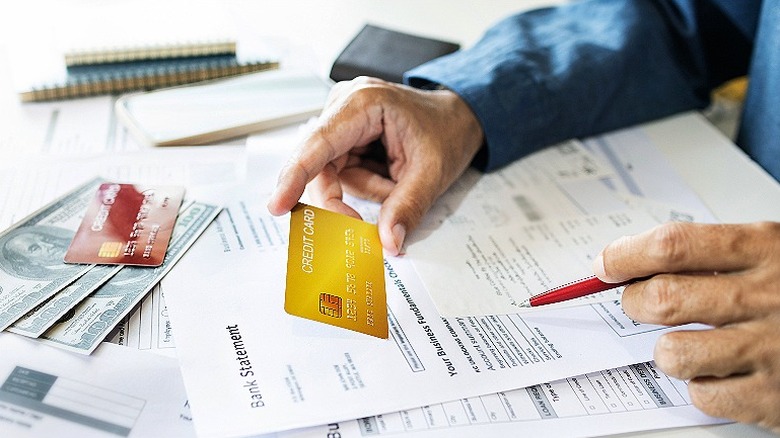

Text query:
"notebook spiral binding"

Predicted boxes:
[[64, 40, 237, 66], [19, 55, 279, 102]]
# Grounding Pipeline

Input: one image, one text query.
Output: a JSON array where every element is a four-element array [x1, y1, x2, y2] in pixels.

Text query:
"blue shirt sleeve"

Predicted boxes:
[[404, 0, 757, 171]]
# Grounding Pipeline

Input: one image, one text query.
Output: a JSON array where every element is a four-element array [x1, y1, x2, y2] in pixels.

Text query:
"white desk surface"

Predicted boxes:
[[1, 1, 779, 437]]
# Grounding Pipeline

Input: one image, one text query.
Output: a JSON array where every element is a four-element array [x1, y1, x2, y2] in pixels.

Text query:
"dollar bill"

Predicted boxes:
[[108, 283, 176, 353], [39, 201, 221, 354], [0, 178, 101, 331], [7, 264, 122, 337]]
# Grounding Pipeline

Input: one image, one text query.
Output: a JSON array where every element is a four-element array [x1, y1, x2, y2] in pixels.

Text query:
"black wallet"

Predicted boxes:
[[329, 24, 460, 83]]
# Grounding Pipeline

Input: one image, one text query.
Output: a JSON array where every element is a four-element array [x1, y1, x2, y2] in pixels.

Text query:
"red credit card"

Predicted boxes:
[[64, 183, 185, 266]]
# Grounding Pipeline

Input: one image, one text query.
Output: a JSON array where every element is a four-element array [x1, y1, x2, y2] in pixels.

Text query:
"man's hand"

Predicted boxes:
[[267, 77, 484, 256], [594, 222, 780, 433]]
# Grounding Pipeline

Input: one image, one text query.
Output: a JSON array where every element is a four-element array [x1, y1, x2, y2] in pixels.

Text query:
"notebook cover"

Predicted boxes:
[[329, 24, 459, 83]]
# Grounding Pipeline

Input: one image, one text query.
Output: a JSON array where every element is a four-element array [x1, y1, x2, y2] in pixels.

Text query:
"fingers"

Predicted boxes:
[[267, 160, 314, 216], [340, 167, 396, 203], [268, 84, 386, 216], [656, 322, 780, 430], [621, 272, 768, 326], [688, 374, 780, 430], [308, 163, 361, 219], [269, 77, 485, 259], [613, 222, 780, 327], [376, 170, 443, 256], [268, 129, 363, 215], [308, 159, 426, 257], [610, 222, 780, 431], [594, 222, 764, 283], [654, 317, 780, 431], [653, 329, 755, 380]]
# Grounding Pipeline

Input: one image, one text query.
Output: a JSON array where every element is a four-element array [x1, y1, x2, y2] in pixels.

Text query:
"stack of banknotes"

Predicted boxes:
[[0, 178, 220, 354]]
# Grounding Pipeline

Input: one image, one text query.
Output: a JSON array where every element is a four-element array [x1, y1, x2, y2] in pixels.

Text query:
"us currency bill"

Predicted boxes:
[[7, 264, 122, 337], [108, 283, 177, 354], [0, 178, 101, 331], [39, 201, 221, 354]]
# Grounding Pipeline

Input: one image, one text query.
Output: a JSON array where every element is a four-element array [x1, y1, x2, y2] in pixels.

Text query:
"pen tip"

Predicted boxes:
[[518, 299, 531, 308]]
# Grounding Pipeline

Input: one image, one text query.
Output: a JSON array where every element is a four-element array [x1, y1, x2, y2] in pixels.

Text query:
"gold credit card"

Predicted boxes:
[[64, 182, 185, 266], [285, 203, 388, 339]]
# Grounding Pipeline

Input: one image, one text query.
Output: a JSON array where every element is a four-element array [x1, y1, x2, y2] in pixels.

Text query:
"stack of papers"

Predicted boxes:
[[0, 90, 728, 438], [158, 129, 721, 437]]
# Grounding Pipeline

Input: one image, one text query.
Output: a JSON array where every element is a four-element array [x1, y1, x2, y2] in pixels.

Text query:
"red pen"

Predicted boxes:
[[519, 276, 636, 308]]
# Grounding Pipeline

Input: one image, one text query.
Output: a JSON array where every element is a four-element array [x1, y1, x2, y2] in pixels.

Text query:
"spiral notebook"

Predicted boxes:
[[64, 40, 238, 66], [18, 41, 279, 102], [20, 57, 280, 102]]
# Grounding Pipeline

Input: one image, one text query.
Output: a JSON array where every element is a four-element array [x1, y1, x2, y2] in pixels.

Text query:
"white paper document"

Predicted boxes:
[[581, 128, 716, 223], [0, 95, 141, 159], [163, 188, 682, 437], [408, 210, 660, 316], [0, 333, 194, 437], [405, 141, 625, 233], [0, 145, 246, 230], [282, 361, 725, 438], [407, 128, 715, 317]]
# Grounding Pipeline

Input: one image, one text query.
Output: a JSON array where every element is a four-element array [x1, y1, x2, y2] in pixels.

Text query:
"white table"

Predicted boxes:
[[1, 1, 778, 437]]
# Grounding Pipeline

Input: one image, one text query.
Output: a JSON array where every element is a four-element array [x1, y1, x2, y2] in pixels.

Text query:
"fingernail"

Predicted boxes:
[[592, 252, 608, 280], [391, 223, 406, 255]]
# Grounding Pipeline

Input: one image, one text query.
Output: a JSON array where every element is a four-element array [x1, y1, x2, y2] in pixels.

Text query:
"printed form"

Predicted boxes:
[[103, 255, 724, 438], [281, 360, 725, 438], [406, 137, 716, 317], [163, 190, 685, 437], [97, 295, 725, 438], [409, 210, 660, 316], [0, 334, 193, 438]]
